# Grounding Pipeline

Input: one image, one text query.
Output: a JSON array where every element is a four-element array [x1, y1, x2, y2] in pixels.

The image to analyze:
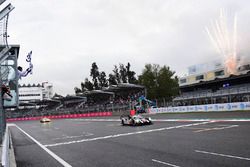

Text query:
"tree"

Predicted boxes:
[[74, 78, 94, 94], [75, 62, 139, 93], [119, 63, 127, 83], [157, 65, 179, 100], [90, 62, 100, 89], [138, 64, 159, 99], [81, 82, 86, 92], [53, 93, 63, 98], [84, 78, 94, 91], [108, 74, 117, 85], [98, 71, 108, 88], [126, 62, 137, 84], [74, 87, 82, 94], [138, 64, 179, 100], [113, 65, 121, 84]]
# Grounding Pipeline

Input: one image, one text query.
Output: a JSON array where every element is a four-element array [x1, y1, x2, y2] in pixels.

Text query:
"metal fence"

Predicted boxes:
[[0, 2, 15, 167]]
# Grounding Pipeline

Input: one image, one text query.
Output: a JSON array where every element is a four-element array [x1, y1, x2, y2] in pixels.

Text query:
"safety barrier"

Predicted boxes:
[[1, 126, 10, 167], [6, 111, 112, 122], [149, 102, 250, 114]]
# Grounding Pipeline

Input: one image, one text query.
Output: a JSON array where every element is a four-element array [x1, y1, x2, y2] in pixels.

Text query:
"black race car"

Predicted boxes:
[[120, 114, 152, 126]]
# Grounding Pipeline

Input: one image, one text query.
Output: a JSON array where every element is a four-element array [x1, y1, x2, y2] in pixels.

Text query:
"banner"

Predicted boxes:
[[149, 102, 250, 114]]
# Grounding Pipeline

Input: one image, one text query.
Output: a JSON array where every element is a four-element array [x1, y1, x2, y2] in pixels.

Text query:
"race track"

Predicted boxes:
[[9, 111, 250, 167]]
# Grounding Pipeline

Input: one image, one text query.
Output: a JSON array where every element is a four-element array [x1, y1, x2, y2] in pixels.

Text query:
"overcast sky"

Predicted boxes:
[[4, 0, 250, 95]]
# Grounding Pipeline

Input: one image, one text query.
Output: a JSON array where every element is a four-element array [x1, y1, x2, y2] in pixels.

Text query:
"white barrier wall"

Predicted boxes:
[[149, 102, 250, 114]]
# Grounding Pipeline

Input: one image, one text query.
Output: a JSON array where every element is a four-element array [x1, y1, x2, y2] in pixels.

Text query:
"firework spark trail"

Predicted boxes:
[[219, 10, 229, 58], [206, 27, 221, 55], [206, 9, 238, 74], [233, 14, 237, 59], [215, 20, 226, 57], [221, 9, 230, 55]]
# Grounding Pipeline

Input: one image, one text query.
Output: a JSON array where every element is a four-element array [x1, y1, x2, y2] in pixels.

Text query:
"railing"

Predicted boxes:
[[0, 2, 15, 167], [1, 126, 10, 167], [175, 85, 250, 101]]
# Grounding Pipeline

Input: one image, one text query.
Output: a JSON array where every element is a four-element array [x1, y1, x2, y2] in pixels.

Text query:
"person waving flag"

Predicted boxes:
[[18, 51, 33, 79]]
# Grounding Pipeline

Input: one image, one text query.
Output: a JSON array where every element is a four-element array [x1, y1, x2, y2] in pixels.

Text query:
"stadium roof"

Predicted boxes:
[[29, 99, 61, 104], [104, 83, 145, 92], [82, 90, 114, 96], [64, 95, 87, 100], [77, 84, 144, 96], [19, 101, 36, 106], [18, 99, 61, 107]]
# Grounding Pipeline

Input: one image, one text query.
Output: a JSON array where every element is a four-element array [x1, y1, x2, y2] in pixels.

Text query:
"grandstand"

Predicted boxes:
[[6, 83, 146, 118], [105, 83, 145, 103], [174, 59, 250, 106], [74, 83, 145, 115]]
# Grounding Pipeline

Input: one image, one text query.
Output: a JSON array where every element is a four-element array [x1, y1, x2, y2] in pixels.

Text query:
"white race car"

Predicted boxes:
[[120, 115, 152, 126]]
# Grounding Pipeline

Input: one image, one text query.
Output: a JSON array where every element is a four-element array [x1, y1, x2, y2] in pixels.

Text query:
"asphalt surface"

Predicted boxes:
[[9, 111, 250, 167]]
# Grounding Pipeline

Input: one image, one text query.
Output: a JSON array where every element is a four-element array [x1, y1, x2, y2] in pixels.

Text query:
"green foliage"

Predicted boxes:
[[74, 87, 82, 94], [84, 78, 94, 91], [90, 62, 100, 89], [75, 62, 178, 100], [138, 64, 179, 100], [126, 62, 137, 84], [98, 71, 108, 88], [113, 65, 121, 84], [119, 64, 127, 83], [81, 82, 85, 92], [108, 74, 117, 85], [109, 62, 137, 84], [138, 64, 159, 99]]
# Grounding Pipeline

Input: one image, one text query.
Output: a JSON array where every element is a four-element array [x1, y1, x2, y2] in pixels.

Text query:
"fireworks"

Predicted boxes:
[[206, 9, 238, 75]]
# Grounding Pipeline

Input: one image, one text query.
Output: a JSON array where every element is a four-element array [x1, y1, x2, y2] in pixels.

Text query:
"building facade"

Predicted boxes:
[[179, 57, 250, 86], [18, 82, 53, 102]]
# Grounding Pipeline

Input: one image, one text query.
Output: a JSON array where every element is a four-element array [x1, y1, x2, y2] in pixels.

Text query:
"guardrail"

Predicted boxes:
[[1, 126, 10, 167]]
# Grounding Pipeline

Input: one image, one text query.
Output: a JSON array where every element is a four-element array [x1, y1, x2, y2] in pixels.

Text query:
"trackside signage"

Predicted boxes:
[[149, 102, 250, 114], [7, 112, 112, 122]]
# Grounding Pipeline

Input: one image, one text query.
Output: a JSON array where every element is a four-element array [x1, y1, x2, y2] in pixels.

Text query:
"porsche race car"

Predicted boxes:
[[40, 117, 51, 123], [120, 114, 152, 126]]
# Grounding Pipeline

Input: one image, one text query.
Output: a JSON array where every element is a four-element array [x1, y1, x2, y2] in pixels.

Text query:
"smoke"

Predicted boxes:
[[206, 9, 238, 75]]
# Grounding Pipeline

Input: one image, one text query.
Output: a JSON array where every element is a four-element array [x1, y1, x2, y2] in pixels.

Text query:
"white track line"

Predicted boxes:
[[70, 118, 250, 122], [70, 119, 120, 121], [52, 133, 94, 140], [195, 150, 250, 161], [154, 119, 250, 122], [194, 125, 238, 133], [45, 121, 213, 147], [152, 159, 180, 167], [11, 124, 72, 167]]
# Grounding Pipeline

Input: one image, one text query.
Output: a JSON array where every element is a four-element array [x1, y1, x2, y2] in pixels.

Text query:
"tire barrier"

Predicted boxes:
[[6, 111, 113, 122]]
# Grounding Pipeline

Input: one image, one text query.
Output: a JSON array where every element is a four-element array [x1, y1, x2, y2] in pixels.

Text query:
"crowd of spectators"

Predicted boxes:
[[6, 89, 145, 119], [173, 83, 250, 106]]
